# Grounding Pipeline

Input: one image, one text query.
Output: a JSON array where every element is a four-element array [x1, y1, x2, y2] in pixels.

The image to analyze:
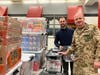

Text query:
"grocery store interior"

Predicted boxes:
[[0, 0, 99, 75]]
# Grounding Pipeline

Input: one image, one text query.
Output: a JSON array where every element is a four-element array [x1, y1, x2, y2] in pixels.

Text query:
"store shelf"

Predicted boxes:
[[22, 32, 46, 35], [22, 48, 45, 54], [6, 61, 22, 75], [6, 53, 35, 75], [21, 53, 35, 61]]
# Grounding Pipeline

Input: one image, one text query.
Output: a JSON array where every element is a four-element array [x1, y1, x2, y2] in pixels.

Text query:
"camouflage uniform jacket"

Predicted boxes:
[[67, 24, 100, 75]]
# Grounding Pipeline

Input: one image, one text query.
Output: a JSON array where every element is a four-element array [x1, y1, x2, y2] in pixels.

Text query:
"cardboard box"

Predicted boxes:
[[0, 47, 21, 73], [0, 16, 22, 74]]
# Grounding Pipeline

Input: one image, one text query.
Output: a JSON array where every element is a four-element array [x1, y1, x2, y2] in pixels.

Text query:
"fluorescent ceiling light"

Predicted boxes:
[[67, 0, 79, 3], [23, 0, 37, 4], [51, 0, 66, 3], [0, 1, 12, 4], [38, 0, 49, 3]]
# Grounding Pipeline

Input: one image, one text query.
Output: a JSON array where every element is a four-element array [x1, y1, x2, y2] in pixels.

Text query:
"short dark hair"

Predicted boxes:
[[58, 16, 67, 21]]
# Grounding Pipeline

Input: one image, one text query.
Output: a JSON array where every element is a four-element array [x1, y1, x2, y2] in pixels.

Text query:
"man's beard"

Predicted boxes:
[[61, 25, 66, 29]]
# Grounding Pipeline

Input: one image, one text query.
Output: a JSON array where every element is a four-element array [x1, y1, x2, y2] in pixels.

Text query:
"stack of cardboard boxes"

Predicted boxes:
[[0, 16, 22, 75]]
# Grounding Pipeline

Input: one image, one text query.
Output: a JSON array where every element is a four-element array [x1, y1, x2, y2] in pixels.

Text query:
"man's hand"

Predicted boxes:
[[94, 61, 100, 69], [58, 51, 67, 55], [71, 57, 80, 62], [59, 46, 64, 50]]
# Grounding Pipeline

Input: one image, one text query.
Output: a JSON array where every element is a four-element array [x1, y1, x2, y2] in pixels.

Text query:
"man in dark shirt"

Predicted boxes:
[[54, 16, 74, 75]]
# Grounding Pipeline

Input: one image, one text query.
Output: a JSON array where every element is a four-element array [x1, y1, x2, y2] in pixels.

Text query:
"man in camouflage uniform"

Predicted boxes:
[[59, 11, 100, 75]]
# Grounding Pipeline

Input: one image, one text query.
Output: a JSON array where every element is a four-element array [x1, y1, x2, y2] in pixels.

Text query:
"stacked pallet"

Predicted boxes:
[[21, 18, 46, 52], [0, 16, 22, 75]]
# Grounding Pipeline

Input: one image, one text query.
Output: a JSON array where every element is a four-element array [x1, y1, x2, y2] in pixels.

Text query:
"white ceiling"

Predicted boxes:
[[0, 0, 97, 6], [0, 0, 81, 4]]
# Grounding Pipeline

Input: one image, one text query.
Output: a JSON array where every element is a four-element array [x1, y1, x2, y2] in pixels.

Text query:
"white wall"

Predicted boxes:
[[85, 17, 98, 25]]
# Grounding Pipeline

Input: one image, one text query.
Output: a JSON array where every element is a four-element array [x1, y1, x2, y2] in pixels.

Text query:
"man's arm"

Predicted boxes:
[[54, 33, 60, 47], [59, 34, 76, 55], [92, 26, 100, 68]]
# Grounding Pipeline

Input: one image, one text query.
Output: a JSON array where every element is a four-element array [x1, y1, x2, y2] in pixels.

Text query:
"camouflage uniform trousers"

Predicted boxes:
[[73, 61, 98, 75]]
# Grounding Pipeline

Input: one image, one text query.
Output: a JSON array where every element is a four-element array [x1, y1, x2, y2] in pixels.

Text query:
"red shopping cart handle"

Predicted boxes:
[[94, 62, 100, 69]]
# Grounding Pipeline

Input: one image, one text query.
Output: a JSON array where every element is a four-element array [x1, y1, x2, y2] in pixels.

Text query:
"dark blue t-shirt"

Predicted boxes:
[[54, 27, 74, 47]]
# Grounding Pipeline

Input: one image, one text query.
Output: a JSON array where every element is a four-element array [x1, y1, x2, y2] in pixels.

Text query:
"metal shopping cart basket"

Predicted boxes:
[[40, 48, 63, 75]]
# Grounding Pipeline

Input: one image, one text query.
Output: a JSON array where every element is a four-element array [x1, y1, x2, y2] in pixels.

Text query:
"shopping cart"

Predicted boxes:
[[40, 48, 63, 75], [60, 46, 74, 75]]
